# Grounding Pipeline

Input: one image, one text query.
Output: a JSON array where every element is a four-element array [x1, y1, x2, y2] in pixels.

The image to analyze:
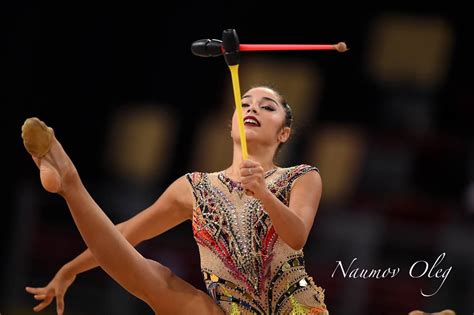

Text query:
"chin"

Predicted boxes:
[[244, 131, 261, 141]]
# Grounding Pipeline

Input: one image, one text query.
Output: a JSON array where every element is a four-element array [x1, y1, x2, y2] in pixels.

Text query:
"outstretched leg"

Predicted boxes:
[[21, 118, 222, 314]]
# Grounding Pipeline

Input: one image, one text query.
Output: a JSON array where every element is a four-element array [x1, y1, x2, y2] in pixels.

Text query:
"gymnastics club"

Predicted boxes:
[[191, 38, 348, 58], [191, 29, 347, 162], [222, 29, 250, 196], [220, 29, 249, 162]]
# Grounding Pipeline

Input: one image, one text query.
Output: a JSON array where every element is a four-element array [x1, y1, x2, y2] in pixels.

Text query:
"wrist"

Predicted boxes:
[[258, 188, 274, 204], [60, 262, 77, 278]]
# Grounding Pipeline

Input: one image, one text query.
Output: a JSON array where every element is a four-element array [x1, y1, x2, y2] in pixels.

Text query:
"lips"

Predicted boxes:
[[243, 115, 260, 127]]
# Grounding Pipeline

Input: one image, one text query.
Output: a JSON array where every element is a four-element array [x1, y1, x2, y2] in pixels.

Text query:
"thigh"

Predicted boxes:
[[145, 259, 224, 315]]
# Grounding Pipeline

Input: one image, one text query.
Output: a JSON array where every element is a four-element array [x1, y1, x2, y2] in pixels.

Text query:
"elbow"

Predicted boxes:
[[286, 220, 309, 251], [286, 237, 307, 251], [281, 223, 309, 251]]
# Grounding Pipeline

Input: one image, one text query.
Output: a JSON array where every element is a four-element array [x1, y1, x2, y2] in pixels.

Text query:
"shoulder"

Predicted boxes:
[[286, 164, 319, 175], [184, 171, 209, 184], [167, 172, 217, 211], [281, 164, 321, 189], [166, 174, 196, 196], [184, 171, 203, 185], [283, 164, 320, 179], [184, 170, 220, 188]]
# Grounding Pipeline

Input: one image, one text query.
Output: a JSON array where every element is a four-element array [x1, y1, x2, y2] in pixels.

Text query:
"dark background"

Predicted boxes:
[[2, 3, 473, 315]]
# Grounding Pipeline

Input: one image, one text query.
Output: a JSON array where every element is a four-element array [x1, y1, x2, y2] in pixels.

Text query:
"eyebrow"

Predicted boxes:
[[241, 95, 279, 106]]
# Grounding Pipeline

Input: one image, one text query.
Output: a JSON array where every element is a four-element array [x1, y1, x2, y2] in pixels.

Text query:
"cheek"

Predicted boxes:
[[230, 111, 238, 134], [231, 112, 237, 128], [269, 115, 286, 132]]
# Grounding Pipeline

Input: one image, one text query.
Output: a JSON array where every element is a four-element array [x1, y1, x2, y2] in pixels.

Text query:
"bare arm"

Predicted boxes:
[[258, 170, 322, 250], [61, 175, 193, 277], [240, 160, 322, 250], [60, 173, 193, 303], [59, 223, 127, 278]]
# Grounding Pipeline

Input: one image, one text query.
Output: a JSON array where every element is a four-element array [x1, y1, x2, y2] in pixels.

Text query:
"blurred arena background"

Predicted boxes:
[[2, 4, 473, 315]]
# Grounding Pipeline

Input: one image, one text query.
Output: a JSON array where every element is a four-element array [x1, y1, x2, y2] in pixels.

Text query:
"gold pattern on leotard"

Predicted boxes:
[[187, 165, 328, 314]]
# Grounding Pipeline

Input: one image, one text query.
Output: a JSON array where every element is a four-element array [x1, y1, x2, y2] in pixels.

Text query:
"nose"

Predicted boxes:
[[246, 103, 258, 114]]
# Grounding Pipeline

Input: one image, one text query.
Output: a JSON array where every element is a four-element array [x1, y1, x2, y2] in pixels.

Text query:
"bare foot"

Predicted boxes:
[[21, 117, 76, 194]]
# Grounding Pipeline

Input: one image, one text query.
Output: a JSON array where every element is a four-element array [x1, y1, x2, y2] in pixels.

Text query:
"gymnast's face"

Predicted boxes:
[[231, 87, 290, 149]]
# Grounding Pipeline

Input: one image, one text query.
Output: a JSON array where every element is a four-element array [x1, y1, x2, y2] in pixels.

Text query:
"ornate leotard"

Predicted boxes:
[[186, 164, 328, 315]]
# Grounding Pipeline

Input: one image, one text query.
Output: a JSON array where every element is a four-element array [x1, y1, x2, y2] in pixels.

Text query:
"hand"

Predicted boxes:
[[25, 267, 76, 314], [239, 160, 270, 200]]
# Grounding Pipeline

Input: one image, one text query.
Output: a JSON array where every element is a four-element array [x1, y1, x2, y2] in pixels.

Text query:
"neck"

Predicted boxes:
[[227, 141, 277, 180]]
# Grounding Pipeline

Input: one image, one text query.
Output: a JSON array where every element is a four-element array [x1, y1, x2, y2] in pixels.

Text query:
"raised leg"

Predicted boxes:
[[21, 118, 222, 314]]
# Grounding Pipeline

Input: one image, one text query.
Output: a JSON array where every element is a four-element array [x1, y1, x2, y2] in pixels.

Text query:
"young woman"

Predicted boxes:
[[23, 86, 328, 314]]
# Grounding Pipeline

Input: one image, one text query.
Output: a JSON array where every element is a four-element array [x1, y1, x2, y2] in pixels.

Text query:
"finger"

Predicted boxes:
[[241, 167, 260, 178], [241, 181, 256, 193], [241, 174, 261, 184], [56, 294, 65, 315], [34, 294, 47, 300], [241, 177, 251, 185], [26, 287, 46, 295], [240, 168, 250, 177], [240, 166, 264, 177], [240, 159, 258, 168], [241, 173, 262, 184], [245, 189, 254, 196], [253, 166, 264, 175], [33, 296, 53, 312]]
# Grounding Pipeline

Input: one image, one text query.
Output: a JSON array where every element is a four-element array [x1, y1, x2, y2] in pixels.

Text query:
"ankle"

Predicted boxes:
[[60, 166, 81, 197]]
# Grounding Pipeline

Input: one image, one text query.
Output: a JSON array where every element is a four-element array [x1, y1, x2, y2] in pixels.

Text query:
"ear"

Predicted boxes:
[[278, 127, 291, 143]]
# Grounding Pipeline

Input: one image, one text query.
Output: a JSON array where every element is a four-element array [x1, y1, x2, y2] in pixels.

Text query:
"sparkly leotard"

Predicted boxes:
[[186, 164, 328, 315]]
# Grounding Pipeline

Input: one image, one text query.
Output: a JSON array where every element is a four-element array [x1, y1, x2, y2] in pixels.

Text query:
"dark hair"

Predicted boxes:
[[279, 95, 293, 128]]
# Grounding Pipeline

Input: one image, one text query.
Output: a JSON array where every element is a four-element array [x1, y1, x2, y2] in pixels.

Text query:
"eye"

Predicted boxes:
[[242, 103, 250, 107], [262, 105, 275, 111]]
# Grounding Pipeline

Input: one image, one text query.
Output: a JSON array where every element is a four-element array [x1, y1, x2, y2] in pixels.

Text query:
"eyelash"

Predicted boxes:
[[262, 105, 275, 111], [241, 103, 275, 111]]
